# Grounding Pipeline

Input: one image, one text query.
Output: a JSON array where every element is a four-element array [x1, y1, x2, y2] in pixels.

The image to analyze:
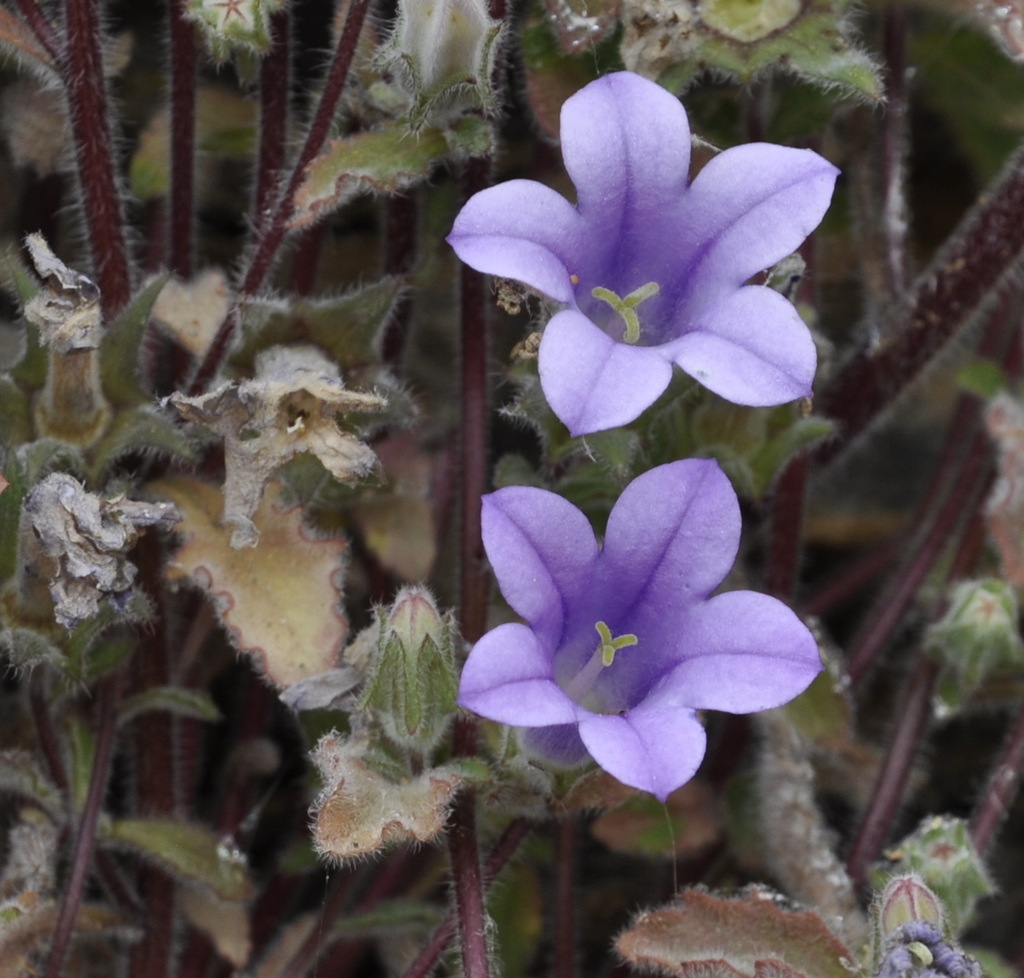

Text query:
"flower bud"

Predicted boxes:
[[927, 578, 1024, 715], [877, 874, 945, 939], [359, 586, 458, 751], [873, 816, 993, 937], [382, 0, 502, 124]]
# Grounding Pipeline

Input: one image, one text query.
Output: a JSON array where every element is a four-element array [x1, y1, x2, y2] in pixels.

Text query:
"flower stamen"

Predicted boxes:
[[591, 282, 661, 344], [564, 621, 639, 707]]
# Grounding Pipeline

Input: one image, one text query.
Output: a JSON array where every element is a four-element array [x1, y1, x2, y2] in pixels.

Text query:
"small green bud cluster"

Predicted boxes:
[[359, 586, 459, 752]]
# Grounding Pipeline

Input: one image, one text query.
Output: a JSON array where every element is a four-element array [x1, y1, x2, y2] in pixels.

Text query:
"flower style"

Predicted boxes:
[[447, 72, 839, 436], [457, 459, 821, 799]]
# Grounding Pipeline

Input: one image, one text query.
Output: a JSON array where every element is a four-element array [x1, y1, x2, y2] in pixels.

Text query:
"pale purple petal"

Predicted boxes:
[[676, 144, 840, 305], [601, 459, 739, 617], [560, 72, 690, 237], [482, 487, 599, 645], [446, 180, 584, 303], [665, 591, 822, 713], [671, 285, 817, 405], [578, 697, 707, 801], [458, 623, 579, 726], [538, 309, 674, 437]]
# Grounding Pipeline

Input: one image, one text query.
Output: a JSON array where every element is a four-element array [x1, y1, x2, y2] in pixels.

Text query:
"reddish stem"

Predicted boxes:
[[44, 672, 124, 978], [765, 452, 809, 600], [401, 819, 532, 978], [168, 0, 197, 279], [61, 0, 131, 317], [190, 0, 371, 393], [254, 7, 292, 227], [818, 144, 1024, 458], [13, 0, 60, 63], [970, 706, 1024, 855], [554, 817, 577, 978]]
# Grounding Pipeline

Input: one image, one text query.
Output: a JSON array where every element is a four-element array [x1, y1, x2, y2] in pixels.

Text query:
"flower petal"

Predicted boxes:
[[458, 623, 579, 726], [578, 695, 707, 801], [482, 485, 599, 645], [601, 459, 740, 620], [665, 591, 822, 713], [676, 143, 839, 302], [446, 180, 584, 303], [538, 309, 674, 436], [560, 72, 690, 231], [672, 285, 816, 405]]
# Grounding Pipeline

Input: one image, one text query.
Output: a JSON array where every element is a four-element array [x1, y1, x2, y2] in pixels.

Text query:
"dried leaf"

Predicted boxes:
[[0, 9, 56, 75], [159, 477, 349, 689], [25, 473, 180, 629], [0, 81, 66, 175], [615, 889, 855, 978], [311, 732, 463, 862], [23, 234, 101, 354], [167, 345, 384, 548]]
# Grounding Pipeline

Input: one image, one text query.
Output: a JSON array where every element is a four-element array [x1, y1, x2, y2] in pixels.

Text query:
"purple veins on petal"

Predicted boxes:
[[446, 70, 839, 436], [456, 459, 823, 800]]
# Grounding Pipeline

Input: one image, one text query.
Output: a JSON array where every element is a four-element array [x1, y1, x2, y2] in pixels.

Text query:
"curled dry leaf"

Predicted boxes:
[[311, 732, 463, 862], [167, 345, 385, 548], [615, 888, 855, 978], [159, 477, 349, 689], [23, 233, 102, 353], [178, 886, 252, 968], [25, 473, 180, 629]]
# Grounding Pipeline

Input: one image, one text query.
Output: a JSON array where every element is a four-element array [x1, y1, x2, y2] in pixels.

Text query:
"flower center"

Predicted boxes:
[[591, 283, 661, 344], [563, 621, 638, 709]]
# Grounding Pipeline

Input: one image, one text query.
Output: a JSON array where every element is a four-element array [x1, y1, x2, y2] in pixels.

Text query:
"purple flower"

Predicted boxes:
[[458, 459, 821, 799], [447, 72, 839, 437]]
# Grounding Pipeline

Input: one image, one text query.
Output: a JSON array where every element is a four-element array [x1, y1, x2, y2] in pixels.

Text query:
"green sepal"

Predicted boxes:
[[99, 274, 169, 407], [118, 686, 222, 726], [89, 405, 199, 482], [0, 249, 47, 390], [235, 278, 404, 370], [0, 627, 63, 673], [105, 817, 256, 901], [63, 597, 151, 685], [359, 588, 459, 751], [0, 375, 32, 446]]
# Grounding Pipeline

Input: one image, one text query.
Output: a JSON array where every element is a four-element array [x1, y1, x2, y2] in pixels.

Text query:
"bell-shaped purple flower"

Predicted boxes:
[[458, 459, 821, 800], [447, 72, 839, 436]]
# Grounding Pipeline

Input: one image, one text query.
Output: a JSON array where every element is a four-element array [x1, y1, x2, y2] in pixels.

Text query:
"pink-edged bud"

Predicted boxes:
[[878, 874, 945, 938]]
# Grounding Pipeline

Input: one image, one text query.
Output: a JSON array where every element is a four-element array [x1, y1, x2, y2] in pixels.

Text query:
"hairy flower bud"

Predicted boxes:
[[878, 874, 945, 939], [381, 0, 502, 125], [360, 586, 459, 751]]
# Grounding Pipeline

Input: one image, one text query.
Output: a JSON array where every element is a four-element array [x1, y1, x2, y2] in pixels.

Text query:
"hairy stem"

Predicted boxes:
[[44, 672, 124, 978], [881, 6, 909, 299], [765, 452, 808, 600], [818, 142, 1024, 457], [13, 0, 60, 62], [168, 0, 196, 279], [254, 6, 292, 227], [402, 819, 531, 978], [554, 817, 577, 978], [189, 0, 371, 393], [62, 0, 131, 317], [970, 705, 1024, 855]]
